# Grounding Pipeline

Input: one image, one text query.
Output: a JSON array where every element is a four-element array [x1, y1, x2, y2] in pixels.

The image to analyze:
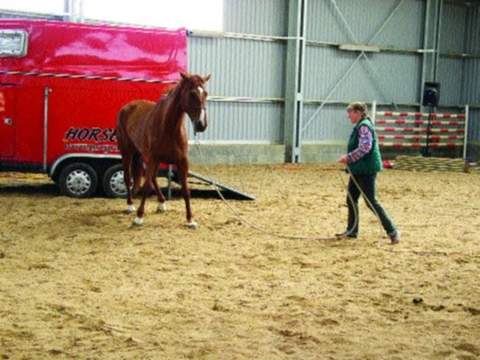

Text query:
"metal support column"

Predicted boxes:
[[64, 0, 84, 22], [420, 0, 442, 110], [284, 0, 307, 163]]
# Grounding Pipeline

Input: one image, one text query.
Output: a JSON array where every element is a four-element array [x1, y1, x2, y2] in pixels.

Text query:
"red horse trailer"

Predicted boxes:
[[0, 19, 186, 198]]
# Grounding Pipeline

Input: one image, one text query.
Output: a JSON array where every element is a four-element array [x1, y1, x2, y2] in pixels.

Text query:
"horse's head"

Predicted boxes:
[[179, 72, 211, 133]]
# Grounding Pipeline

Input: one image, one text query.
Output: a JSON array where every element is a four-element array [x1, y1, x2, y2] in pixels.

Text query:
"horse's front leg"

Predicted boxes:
[[132, 183, 149, 226], [177, 166, 197, 229], [152, 174, 167, 213]]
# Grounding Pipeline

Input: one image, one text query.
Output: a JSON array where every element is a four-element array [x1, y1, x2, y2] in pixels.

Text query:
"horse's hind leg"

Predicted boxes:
[[117, 115, 136, 214], [120, 152, 136, 214]]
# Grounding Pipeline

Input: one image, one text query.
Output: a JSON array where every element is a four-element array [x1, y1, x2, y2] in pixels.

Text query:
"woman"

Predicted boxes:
[[337, 102, 400, 245]]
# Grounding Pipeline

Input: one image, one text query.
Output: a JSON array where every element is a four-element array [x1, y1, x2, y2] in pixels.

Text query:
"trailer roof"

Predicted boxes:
[[0, 19, 187, 82]]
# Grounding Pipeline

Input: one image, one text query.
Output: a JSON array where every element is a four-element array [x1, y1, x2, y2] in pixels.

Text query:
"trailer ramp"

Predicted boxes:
[[161, 167, 255, 201], [187, 171, 256, 200]]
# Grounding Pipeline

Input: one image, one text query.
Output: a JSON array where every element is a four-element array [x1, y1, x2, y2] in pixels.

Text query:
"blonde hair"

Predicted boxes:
[[347, 101, 370, 121]]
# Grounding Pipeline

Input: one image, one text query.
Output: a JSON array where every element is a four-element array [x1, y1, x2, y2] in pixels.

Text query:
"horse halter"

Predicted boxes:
[[177, 72, 211, 134], [185, 86, 208, 134], [189, 106, 208, 135]]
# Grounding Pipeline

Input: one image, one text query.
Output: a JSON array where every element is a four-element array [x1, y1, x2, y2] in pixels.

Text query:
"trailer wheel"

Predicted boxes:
[[103, 164, 127, 198], [59, 163, 98, 198]]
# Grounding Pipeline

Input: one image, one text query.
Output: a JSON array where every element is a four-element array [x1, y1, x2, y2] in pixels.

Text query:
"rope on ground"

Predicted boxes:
[[194, 139, 472, 257], [345, 166, 450, 256], [192, 141, 355, 241]]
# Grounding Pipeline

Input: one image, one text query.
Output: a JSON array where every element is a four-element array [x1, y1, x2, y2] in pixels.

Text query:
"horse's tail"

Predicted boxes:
[[131, 151, 144, 194], [117, 103, 144, 194]]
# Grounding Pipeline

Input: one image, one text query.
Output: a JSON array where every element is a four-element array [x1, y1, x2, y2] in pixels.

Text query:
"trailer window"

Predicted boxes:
[[0, 30, 28, 57]]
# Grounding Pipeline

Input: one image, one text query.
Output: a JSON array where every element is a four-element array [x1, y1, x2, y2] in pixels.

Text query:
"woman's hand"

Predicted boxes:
[[338, 155, 348, 164]]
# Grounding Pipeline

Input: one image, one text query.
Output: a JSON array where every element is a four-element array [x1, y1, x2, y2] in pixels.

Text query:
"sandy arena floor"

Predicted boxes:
[[0, 164, 479, 359]]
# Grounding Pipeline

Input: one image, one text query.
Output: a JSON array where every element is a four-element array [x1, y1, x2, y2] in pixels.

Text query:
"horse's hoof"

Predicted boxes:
[[132, 217, 144, 226], [186, 221, 198, 229], [187, 221, 198, 229], [125, 205, 136, 214], [157, 203, 167, 213]]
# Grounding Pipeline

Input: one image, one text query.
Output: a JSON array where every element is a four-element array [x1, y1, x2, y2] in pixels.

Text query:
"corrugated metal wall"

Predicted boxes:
[[438, 1, 480, 149], [186, 0, 479, 161], [302, 0, 426, 143], [188, 34, 286, 144], [187, 0, 289, 145]]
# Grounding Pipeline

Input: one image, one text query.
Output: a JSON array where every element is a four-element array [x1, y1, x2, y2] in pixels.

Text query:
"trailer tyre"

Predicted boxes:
[[103, 164, 127, 198], [59, 163, 98, 198]]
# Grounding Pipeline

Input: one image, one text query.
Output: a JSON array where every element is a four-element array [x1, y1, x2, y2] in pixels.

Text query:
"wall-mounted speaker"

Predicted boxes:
[[422, 82, 440, 107]]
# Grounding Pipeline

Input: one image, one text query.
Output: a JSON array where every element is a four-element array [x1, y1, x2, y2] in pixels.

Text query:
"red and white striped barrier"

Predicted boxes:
[[379, 142, 460, 148], [376, 111, 466, 119], [371, 102, 469, 158], [375, 119, 465, 126], [378, 134, 462, 140], [376, 127, 465, 133]]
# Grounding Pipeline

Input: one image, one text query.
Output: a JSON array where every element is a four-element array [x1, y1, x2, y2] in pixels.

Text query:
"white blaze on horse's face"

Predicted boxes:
[[188, 85, 208, 133], [197, 86, 207, 128], [199, 108, 206, 124]]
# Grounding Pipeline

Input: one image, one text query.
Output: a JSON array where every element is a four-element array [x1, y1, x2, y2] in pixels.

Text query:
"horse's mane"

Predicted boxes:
[[165, 79, 182, 98], [154, 77, 188, 123], [165, 74, 205, 98], [160, 74, 205, 107], [156, 78, 182, 109], [165, 75, 194, 98]]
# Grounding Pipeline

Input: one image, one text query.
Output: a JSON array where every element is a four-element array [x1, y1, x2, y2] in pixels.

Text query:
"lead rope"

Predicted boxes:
[[345, 166, 449, 256], [194, 138, 456, 255], [193, 138, 357, 241]]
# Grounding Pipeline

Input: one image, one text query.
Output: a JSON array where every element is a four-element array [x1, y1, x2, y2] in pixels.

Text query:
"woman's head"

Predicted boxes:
[[347, 102, 369, 117], [347, 102, 370, 124]]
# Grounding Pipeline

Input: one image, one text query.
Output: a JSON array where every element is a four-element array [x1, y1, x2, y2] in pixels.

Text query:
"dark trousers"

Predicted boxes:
[[346, 173, 397, 237]]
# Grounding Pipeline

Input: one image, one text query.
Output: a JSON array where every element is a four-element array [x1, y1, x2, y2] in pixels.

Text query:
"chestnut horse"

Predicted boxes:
[[116, 72, 211, 228]]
